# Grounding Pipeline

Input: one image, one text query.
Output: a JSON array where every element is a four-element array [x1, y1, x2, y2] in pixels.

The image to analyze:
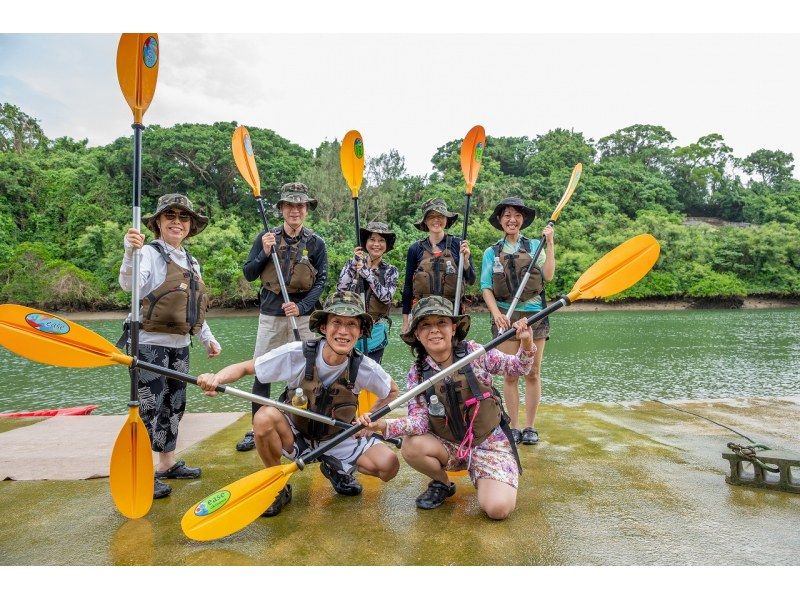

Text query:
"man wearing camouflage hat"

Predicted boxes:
[[198, 291, 400, 517], [236, 182, 328, 453]]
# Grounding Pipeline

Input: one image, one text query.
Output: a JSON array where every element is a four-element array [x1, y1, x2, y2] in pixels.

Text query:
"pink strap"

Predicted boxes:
[[456, 392, 493, 461]]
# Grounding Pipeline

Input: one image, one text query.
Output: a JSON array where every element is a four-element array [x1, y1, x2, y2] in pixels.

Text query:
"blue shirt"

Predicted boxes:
[[480, 237, 546, 312]]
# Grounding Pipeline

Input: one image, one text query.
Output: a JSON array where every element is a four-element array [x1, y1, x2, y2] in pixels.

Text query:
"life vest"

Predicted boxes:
[[357, 261, 391, 321], [281, 340, 363, 440], [490, 237, 544, 302], [260, 227, 318, 295], [419, 342, 522, 472], [141, 242, 208, 335], [411, 236, 459, 302]]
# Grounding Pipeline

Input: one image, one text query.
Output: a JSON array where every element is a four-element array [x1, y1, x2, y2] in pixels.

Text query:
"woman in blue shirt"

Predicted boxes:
[[480, 197, 554, 446]]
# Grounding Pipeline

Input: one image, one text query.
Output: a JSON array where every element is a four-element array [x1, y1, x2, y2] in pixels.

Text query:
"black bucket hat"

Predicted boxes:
[[414, 198, 458, 232], [144, 193, 209, 238], [359, 221, 396, 251], [489, 197, 536, 231]]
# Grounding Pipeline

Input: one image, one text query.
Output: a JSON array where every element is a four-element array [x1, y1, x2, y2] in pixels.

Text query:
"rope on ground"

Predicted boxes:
[[650, 398, 762, 445]]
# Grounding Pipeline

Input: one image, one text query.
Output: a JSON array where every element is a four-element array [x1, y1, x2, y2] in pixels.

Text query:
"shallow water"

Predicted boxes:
[[1, 309, 798, 415]]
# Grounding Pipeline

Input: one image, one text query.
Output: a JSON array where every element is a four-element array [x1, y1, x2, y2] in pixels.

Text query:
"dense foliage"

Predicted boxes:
[[1, 105, 798, 310]]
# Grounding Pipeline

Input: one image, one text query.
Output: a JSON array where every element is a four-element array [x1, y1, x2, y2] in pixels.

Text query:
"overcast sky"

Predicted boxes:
[[3, 5, 800, 177]]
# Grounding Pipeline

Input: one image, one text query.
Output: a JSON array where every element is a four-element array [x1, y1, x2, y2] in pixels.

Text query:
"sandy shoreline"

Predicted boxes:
[[55, 297, 800, 321]]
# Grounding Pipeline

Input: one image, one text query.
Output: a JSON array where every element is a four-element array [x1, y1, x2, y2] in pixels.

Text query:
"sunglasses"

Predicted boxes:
[[162, 210, 192, 222]]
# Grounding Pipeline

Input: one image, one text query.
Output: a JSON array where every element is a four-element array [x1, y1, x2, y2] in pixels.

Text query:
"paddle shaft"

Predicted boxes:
[[129, 123, 144, 403], [129, 356, 400, 446], [255, 198, 300, 341], [504, 220, 553, 317], [453, 192, 472, 315], [296, 297, 568, 468]]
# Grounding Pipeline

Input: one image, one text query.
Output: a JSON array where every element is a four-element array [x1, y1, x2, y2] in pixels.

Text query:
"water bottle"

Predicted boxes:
[[428, 394, 445, 417], [291, 388, 308, 410], [445, 260, 456, 275], [299, 248, 310, 265], [493, 256, 504, 274]]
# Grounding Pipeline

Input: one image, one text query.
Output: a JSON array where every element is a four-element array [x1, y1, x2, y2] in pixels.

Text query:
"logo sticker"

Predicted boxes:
[[25, 314, 70, 335], [354, 138, 364, 159], [244, 134, 254, 156], [143, 36, 159, 69], [194, 490, 231, 517], [474, 143, 484, 163]]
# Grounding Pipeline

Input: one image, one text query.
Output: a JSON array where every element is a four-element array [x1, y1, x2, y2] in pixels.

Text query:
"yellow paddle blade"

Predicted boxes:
[[568, 234, 661, 302], [231, 125, 261, 197], [340, 130, 365, 197], [110, 405, 154, 519], [0, 304, 132, 369], [460, 125, 486, 194], [116, 33, 159, 125], [357, 389, 378, 416], [182, 463, 298, 541], [551, 163, 582, 222]]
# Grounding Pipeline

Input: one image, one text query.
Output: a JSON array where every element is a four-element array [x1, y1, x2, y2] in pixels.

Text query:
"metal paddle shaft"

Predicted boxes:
[[453, 192, 472, 315], [295, 302, 563, 468], [256, 199, 301, 341], [504, 223, 551, 317], [130, 356, 401, 446]]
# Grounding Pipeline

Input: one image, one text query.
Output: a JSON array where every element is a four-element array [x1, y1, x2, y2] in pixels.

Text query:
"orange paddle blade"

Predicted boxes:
[[551, 163, 583, 222], [460, 125, 486, 194], [0, 304, 132, 369], [110, 405, 154, 519], [340, 130, 365, 197], [182, 463, 298, 541], [568, 234, 660, 302], [231, 125, 261, 197], [116, 33, 159, 125]]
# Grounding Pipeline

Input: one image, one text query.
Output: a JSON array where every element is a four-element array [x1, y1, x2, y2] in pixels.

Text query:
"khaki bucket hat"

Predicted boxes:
[[309, 291, 374, 337], [144, 193, 209, 237], [400, 295, 471, 345]]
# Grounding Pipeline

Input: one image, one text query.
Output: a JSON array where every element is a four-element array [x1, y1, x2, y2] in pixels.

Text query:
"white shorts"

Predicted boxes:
[[281, 413, 379, 476]]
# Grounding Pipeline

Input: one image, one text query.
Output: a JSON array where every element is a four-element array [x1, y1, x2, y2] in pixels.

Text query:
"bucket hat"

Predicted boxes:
[[400, 295, 471, 345], [309, 291, 374, 337], [414, 198, 458, 232], [276, 182, 318, 211], [359, 221, 396, 251], [144, 193, 209, 238], [488, 197, 536, 231]]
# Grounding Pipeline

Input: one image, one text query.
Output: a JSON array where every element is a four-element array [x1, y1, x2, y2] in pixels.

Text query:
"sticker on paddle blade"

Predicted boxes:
[[354, 138, 364, 159], [474, 142, 484, 163], [143, 36, 158, 69], [25, 313, 69, 335], [244, 134, 254, 156], [194, 490, 231, 516]]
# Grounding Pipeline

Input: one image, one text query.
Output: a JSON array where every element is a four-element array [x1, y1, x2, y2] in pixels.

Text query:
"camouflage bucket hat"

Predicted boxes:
[[489, 197, 536, 231], [359, 221, 396, 251], [414, 197, 459, 232], [276, 182, 318, 211], [144, 193, 209, 238], [400, 295, 471, 345], [309, 291, 374, 337]]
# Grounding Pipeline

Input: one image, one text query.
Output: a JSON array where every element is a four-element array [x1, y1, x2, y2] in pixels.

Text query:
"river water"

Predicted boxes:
[[1, 309, 798, 415]]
